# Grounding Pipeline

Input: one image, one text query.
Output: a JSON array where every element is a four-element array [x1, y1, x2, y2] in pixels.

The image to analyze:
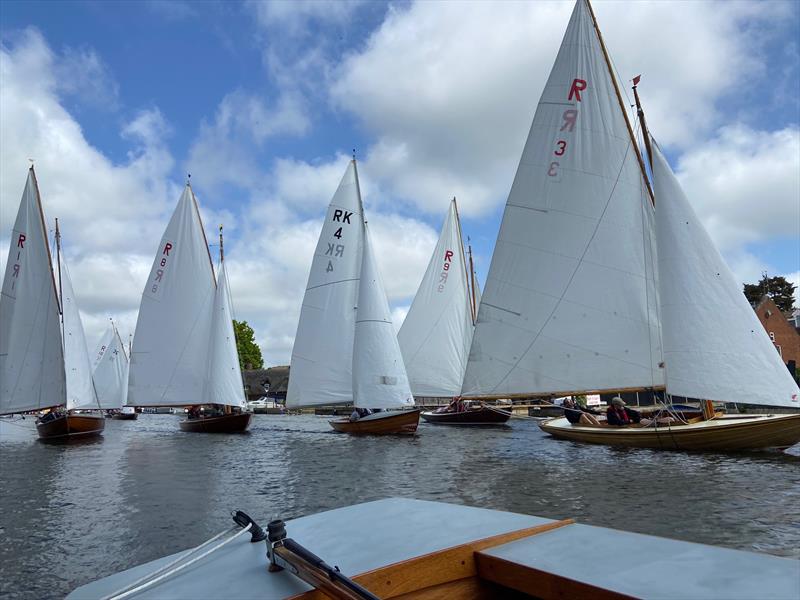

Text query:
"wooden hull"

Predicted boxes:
[[539, 414, 800, 451], [421, 406, 511, 425], [36, 413, 105, 441], [179, 412, 251, 433], [112, 412, 138, 420], [329, 409, 420, 435]]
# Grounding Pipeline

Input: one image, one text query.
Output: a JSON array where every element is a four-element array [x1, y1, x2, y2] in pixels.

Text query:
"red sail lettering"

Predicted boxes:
[[568, 79, 587, 102], [163, 242, 172, 255], [17, 234, 25, 248], [444, 250, 453, 262]]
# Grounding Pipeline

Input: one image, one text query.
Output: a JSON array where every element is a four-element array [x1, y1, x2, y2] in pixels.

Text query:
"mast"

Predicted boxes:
[[467, 242, 477, 324], [30, 166, 61, 310], [219, 224, 224, 263], [55, 217, 64, 339], [452, 197, 474, 323], [188, 182, 217, 285], [631, 75, 654, 172], [584, 0, 654, 204]]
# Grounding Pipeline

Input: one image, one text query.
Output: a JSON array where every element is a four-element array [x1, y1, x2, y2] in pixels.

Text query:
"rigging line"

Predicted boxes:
[[491, 137, 637, 394], [305, 277, 359, 292]]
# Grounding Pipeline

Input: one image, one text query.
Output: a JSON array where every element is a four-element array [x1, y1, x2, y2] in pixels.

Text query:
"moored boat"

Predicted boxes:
[[421, 402, 511, 425], [111, 406, 138, 420], [329, 409, 420, 434], [68, 497, 800, 600]]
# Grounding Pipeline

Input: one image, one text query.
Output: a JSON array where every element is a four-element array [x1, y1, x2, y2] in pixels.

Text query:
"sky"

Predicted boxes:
[[1, 0, 798, 367]]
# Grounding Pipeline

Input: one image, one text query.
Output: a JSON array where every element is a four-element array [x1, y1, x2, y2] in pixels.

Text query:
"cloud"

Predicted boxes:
[[675, 125, 800, 253], [251, 0, 366, 35], [329, 0, 794, 218]]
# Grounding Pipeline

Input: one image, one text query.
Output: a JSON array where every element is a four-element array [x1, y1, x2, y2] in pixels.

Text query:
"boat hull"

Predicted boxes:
[[36, 413, 105, 441], [112, 412, 138, 420], [539, 414, 800, 451], [179, 412, 252, 433], [421, 406, 511, 425], [329, 409, 420, 434]]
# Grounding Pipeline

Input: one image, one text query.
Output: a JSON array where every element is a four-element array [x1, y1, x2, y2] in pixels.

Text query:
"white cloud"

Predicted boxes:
[[251, 0, 365, 34], [676, 125, 800, 253], [329, 0, 792, 218]]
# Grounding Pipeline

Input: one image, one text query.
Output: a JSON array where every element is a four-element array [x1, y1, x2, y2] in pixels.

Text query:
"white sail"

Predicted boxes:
[[651, 142, 799, 407], [0, 169, 65, 414], [60, 257, 99, 411], [462, 0, 662, 397], [204, 262, 247, 408], [398, 199, 474, 397], [353, 225, 414, 409], [287, 161, 364, 407], [129, 185, 216, 407], [92, 322, 129, 410]]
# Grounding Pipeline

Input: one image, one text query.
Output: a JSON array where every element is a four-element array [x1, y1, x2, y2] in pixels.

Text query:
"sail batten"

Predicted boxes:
[[399, 199, 474, 397], [651, 141, 799, 407], [287, 161, 364, 407], [0, 169, 66, 415], [462, 0, 662, 397]]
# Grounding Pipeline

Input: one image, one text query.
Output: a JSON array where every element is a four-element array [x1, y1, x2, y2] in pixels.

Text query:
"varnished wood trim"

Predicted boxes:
[[476, 552, 635, 600], [289, 519, 574, 600]]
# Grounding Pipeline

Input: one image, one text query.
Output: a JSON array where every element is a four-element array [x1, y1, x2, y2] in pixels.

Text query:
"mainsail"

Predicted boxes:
[[129, 185, 216, 407], [60, 256, 99, 411], [651, 141, 799, 407], [398, 199, 474, 397], [0, 168, 65, 414], [92, 322, 129, 410], [462, 0, 662, 397], [287, 161, 365, 407], [353, 225, 414, 409], [204, 262, 247, 408]]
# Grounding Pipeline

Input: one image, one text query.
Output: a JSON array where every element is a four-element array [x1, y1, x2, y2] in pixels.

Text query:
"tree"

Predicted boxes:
[[233, 320, 263, 370], [743, 274, 797, 313]]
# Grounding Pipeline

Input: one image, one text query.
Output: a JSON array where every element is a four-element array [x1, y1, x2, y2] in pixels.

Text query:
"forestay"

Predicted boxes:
[[353, 225, 414, 409], [651, 142, 799, 407], [462, 0, 662, 396], [92, 322, 129, 410], [0, 168, 65, 414], [399, 199, 474, 397], [60, 257, 99, 411], [129, 185, 216, 407], [287, 161, 364, 408], [204, 262, 247, 408]]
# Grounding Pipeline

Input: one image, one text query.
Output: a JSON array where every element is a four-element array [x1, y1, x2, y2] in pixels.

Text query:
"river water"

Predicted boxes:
[[1, 414, 799, 599]]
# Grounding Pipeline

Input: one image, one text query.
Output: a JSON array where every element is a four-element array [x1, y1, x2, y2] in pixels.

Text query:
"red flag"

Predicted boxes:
[[632, 74, 641, 86]]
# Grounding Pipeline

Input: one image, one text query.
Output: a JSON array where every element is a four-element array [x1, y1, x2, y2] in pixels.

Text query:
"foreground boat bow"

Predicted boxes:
[[68, 498, 799, 600]]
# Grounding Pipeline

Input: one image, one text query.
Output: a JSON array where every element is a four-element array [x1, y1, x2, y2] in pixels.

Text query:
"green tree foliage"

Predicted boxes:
[[743, 274, 797, 313], [233, 320, 263, 370]]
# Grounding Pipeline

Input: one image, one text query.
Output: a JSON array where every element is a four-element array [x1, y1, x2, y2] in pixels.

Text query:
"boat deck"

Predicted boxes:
[[68, 498, 799, 600]]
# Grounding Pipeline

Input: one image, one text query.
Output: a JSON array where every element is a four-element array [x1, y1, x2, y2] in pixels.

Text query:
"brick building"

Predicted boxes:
[[754, 295, 799, 373]]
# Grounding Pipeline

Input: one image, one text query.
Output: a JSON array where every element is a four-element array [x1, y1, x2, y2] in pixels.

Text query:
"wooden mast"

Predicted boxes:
[[55, 217, 64, 336], [632, 76, 654, 171], [219, 224, 224, 264], [584, 0, 654, 205], [452, 197, 475, 323], [468, 241, 477, 324]]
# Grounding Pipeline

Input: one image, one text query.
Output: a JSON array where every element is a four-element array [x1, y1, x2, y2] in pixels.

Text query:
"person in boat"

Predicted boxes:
[[187, 405, 201, 420], [563, 398, 602, 426], [349, 407, 372, 422], [606, 397, 641, 427]]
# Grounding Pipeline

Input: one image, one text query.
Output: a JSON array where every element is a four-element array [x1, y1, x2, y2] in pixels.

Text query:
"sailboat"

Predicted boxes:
[[462, 0, 800, 451], [0, 167, 105, 440], [92, 320, 135, 419], [128, 184, 251, 433], [399, 198, 509, 425], [287, 159, 419, 434]]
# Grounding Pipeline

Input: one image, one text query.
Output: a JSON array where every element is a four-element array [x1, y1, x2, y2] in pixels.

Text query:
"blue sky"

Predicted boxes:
[[1, 0, 798, 365]]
